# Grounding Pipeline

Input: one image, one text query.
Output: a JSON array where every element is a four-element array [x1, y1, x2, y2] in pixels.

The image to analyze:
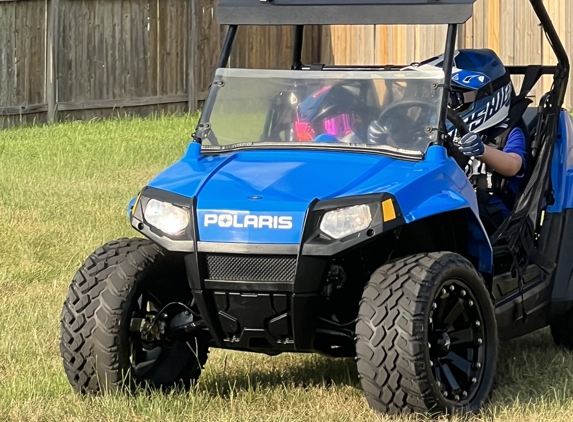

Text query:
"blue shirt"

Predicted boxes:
[[489, 127, 527, 217]]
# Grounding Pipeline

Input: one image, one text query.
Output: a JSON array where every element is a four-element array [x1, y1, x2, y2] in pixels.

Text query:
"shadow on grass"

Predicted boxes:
[[199, 355, 360, 398], [195, 328, 573, 408]]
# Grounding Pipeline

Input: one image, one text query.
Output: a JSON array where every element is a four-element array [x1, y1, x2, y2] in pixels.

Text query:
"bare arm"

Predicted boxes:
[[478, 145, 523, 177]]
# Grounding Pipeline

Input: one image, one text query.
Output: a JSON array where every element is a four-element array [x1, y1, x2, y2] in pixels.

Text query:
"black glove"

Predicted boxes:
[[367, 120, 389, 145]]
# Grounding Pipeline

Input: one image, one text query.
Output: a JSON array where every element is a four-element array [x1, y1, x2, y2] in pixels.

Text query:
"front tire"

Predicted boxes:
[[60, 238, 208, 393], [356, 252, 498, 415]]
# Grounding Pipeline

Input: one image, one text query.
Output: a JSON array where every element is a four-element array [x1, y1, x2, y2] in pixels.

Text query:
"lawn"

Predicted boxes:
[[2, 115, 573, 422]]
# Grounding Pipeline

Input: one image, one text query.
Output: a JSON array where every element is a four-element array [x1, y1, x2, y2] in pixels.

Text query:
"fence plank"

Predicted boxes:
[[320, 25, 333, 63], [485, 0, 500, 53], [188, 0, 197, 112], [196, 0, 220, 94], [57, 94, 188, 111], [511, 0, 540, 102], [46, 0, 59, 122], [304, 26, 322, 64], [499, 0, 515, 65], [5, 2, 16, 106], [472, 0, 485, 49], [542, 0, 560, 98], [0, 103, 48, 116], [463, 4, 474, 48]]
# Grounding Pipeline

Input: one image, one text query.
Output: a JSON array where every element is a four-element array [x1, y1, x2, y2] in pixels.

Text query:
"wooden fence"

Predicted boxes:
[[0, 0, 572, 128], [1, 0, 192, 127], [321, 0, 573, 107]]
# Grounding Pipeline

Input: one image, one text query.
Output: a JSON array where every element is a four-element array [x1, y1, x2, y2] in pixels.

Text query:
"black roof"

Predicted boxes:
[[217, 0, 476, 26]]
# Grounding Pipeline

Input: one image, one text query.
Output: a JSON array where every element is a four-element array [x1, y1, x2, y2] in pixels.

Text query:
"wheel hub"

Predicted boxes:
[[128, 294, 207, 384], [435, 332, 451, 353]]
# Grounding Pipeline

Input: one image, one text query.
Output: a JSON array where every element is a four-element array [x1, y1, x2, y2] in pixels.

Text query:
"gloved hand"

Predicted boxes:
[[367, 120, 389, 145], [459, 132, 485, 157]]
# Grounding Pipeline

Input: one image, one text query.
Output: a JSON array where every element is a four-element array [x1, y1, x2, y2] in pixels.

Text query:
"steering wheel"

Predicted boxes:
[[371, 100, 441, 150], [446, 108, 472, 168], [375, 100, 471, 136], [371, 100, 471, 166], [446, 108, 470, 137]]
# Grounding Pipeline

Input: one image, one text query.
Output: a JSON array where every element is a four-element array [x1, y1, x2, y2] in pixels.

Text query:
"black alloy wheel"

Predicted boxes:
[[356, 252, 498, 415], [428, 279, 486, 403], [128, 286, 206, 389]]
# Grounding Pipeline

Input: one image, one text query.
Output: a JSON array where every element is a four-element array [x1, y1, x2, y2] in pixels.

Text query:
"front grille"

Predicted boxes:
[[205, 254, 297, 282]]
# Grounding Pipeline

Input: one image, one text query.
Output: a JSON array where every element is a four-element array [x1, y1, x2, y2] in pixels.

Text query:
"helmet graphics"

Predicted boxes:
[[415, 49, 514, 137]]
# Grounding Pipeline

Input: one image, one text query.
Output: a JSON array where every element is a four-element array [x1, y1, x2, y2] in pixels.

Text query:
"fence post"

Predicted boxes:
[[188, 0, 198, 113], [46, 0, 59, 123]]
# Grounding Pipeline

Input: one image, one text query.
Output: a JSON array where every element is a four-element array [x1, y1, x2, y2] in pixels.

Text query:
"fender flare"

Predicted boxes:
[[407, 190, 493, 273]]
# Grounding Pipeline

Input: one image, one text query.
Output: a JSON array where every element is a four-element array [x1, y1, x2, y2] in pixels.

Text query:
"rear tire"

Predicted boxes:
[[550, 308, 573, 349], [60, 238, 208, 393], [355, 252, 498, 415]]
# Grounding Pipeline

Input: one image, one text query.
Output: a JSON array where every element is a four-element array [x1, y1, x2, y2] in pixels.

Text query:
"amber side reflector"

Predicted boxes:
[[382, 199, 396, 222], [132, 193, 141, 214]]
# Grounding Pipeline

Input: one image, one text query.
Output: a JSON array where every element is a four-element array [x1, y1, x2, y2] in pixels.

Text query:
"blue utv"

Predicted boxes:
[[60, 0, 572, 416]]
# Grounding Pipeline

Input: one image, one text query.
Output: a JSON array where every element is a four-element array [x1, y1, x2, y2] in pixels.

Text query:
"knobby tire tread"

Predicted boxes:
[[355, 252, 496, 415], [60, 237, 205, 393]]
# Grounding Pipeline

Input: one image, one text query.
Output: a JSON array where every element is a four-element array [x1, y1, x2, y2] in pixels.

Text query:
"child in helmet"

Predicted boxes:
[[422, 49, 529, 235], [294, 81, 377, 143], [459, 126, 527, 235]]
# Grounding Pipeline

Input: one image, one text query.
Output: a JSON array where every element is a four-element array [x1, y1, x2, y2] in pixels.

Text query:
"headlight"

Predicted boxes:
[[320, 204, 372, 239], [144, 199, 190, 235]]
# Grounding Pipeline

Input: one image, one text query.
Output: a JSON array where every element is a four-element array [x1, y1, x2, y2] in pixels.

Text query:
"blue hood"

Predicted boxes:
[[147, 147, 476, 243]]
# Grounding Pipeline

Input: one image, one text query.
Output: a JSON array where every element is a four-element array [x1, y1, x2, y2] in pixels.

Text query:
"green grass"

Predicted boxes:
[[2, 115, 573, 421]]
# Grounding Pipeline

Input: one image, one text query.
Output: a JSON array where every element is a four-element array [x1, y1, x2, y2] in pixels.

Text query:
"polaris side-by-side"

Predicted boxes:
[[60, 0, 573, 415]]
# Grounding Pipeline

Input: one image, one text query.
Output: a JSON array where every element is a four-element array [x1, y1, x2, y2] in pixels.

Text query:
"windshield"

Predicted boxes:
[[200, 68, 445, 158]]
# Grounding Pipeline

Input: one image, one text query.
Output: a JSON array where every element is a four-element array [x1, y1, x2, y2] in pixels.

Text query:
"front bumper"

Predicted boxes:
[[129, 187, 404, 353]]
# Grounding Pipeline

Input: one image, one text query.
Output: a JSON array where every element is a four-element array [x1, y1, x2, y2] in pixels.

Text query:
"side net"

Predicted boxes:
[[491, 89, 559, 268]]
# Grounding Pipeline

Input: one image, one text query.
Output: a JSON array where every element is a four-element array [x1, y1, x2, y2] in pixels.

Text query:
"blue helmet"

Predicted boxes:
[[419, 49, 514, 136]]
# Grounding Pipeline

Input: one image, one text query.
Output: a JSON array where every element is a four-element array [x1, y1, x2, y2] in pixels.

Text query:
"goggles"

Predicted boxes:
[[295, 113, 354, 141]]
